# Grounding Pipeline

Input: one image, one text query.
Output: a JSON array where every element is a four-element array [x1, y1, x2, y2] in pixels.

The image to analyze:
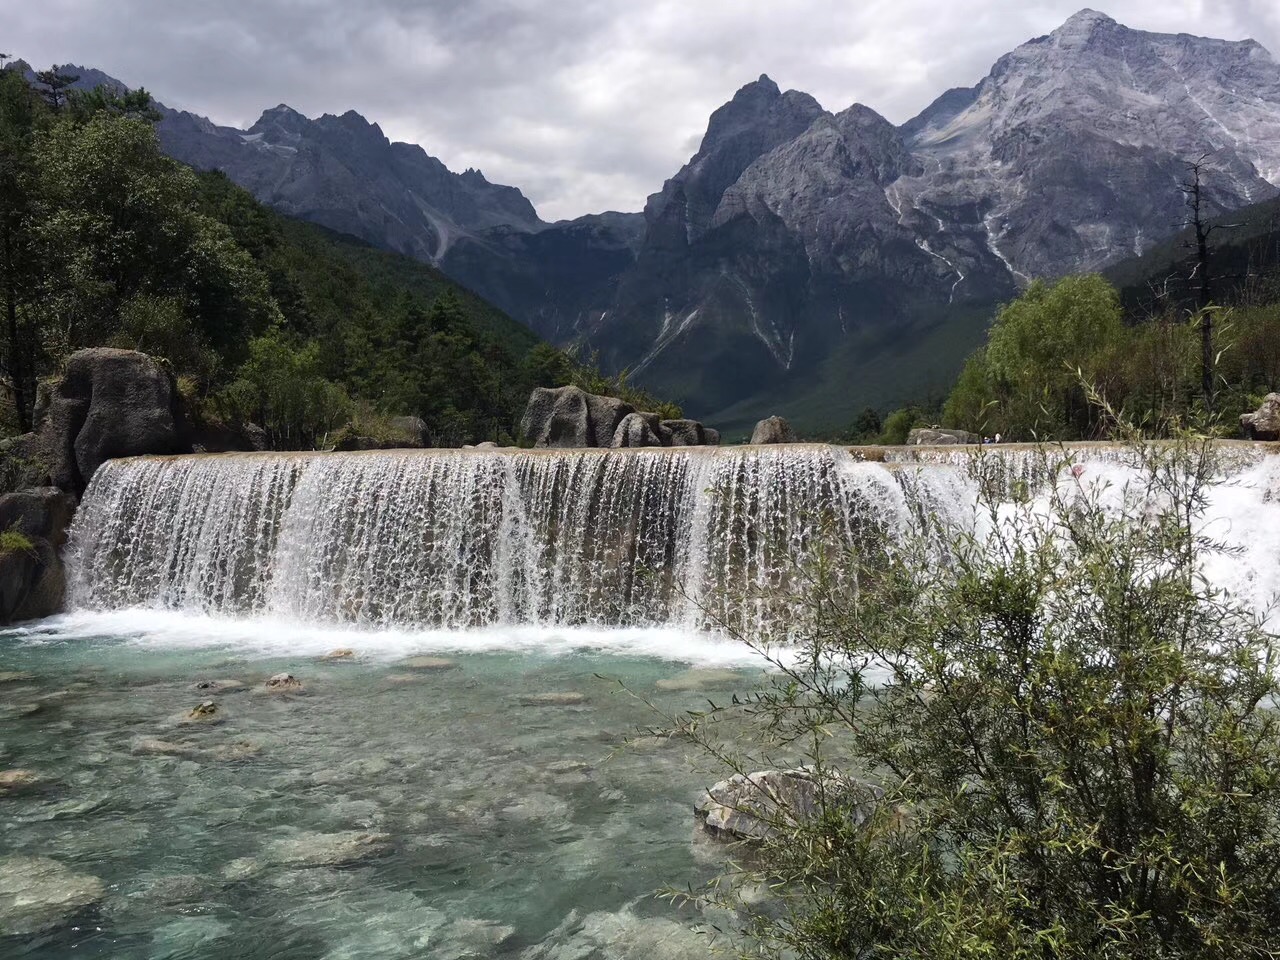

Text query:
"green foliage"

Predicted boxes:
[[0, 68, 680, 448], [215, 331, 351, 450], [945, 275, 1125, 440], [845, 407, 882, 444], [0, 527, 33, 555], [878, 407, 925, 445], [686, 431, 1280, 958], [946, 270, 1280, 441], [568, 351, 683, 420]]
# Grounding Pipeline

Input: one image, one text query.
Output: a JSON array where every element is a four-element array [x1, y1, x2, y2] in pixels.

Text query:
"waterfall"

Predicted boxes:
[[64, 444, 1280, 639]]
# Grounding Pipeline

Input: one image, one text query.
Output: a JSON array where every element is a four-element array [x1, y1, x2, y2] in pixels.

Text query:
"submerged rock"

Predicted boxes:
[[655, 668, 747, 692], [0, 671, 34, 684], [397, 656, 460, 672], [0, 768, 42, 794], [131, 737, 199, 758], [695, 767, 881, 841], [519, 692, 589, 707], [0, 855, 105, 936], [190, 678, 247, 694], [524, 908, 708, 960], [323, 648, 356, 661], [264, 830, 393, 868]]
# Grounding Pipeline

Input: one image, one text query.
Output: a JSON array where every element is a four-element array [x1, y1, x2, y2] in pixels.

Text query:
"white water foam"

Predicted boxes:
[[11, 608, 788, 667]]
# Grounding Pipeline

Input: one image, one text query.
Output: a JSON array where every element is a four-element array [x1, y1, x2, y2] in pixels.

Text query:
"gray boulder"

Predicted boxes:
[[660, 419, 714, 446], [0, 432, 49, 492], [703, 427, 721, 446], [612, 412, 668, 448], [388, 416, 429, 446], [41, 348, 187, 494], [750, 416, 797, 444], [0, 486, 77, 624], [1241, 393, 1280, 441], [0, 487, 76, 546], [906, 427, 979, 446], [520, 386, 634, 448], [695, 767, 881, 841]]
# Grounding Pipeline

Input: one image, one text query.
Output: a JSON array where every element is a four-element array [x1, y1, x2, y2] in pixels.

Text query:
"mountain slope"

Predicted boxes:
[[34, 10, 1280, 432]]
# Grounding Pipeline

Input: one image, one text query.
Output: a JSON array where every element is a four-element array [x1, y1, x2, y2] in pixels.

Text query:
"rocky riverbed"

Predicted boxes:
[[0, 626, 765, 958]]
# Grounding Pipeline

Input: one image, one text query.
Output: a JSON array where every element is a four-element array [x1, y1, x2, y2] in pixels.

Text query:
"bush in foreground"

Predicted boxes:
[[684, 431, 1280, 959]]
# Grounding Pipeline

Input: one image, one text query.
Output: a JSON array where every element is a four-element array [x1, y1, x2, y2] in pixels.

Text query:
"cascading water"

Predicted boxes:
[[63, 444, 1280, 641]]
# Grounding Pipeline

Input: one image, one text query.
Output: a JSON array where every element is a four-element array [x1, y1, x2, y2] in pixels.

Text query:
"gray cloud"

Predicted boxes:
[[8, 1, 1280, 220]]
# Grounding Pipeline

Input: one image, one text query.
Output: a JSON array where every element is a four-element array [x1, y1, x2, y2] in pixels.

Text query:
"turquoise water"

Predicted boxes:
[[0, 617, 760, 958]]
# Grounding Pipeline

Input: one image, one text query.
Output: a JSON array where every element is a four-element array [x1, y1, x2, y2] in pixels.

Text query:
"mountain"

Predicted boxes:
[[32, 10, 1280, 432]]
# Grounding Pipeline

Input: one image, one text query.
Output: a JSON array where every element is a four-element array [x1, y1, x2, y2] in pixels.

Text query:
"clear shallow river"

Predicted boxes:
[[0, 615, 762, 959]]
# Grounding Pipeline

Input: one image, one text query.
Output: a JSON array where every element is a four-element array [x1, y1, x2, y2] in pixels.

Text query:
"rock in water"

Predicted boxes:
[[520, 692, 589, 706], [611, 412, 668, 448], [181, 700, 221, 724], [264, 831, 393, 868], [695, 768, 880, 841], [397, 656, 459, 672], [0, 769, 42, 794], [750, 415, 797, 444], [262, 673, 304, 693], [655, 668, 746, 692], [0, 855, 105, 936], [906, 427, 979, 445], [40, 347, 187, 494], [520, 385, 634, 448], [1241, 393, 1280, 440], [0, 486, 77, 624]]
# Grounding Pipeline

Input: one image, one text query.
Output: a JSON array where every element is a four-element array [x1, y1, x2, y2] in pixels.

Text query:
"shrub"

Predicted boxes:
[[684, 428, 1280, 959]]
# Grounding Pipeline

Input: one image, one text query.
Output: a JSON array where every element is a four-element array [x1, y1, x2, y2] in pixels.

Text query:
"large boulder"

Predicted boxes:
[[906, 427, 979, 446], [695, 768, 881, 842], [612, 412, 668, 448], [520, 386, 634, 449], [0, 487, 76, 546], [1241, 394, 1280, 441], [0, 432, 49, 491], [703, 427, 721, 446], [661, 419, 716, 446], [41, 348, 187, 494], [750, 416, 797, 445], [0, 486, 77, 623]]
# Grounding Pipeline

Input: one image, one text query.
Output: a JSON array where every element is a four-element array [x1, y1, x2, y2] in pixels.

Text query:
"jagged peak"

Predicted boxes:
[[1050, 8, 1117, 42]]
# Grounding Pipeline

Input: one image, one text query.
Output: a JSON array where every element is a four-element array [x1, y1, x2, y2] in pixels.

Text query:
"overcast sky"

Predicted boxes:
[[8, 1, 1280, 220]]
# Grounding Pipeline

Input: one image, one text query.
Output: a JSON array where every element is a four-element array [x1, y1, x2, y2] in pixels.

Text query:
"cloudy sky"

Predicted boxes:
[[8, 1, 1280, 220]]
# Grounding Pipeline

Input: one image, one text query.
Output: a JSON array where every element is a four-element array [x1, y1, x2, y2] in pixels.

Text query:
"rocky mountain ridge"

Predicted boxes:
[[25, 9, 1280, 431]]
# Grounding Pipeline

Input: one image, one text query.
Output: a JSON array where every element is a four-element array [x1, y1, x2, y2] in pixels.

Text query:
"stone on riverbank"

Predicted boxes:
[[906, 427, 979, 445], [1241, 393, 1280, 440], [41, 347, 186, 494], [520, 385, 634, 448], [750, 416, 797, 444]]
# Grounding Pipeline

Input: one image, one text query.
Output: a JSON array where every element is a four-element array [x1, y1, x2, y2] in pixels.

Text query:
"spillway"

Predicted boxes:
[[63, 444, 1280, 640]]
